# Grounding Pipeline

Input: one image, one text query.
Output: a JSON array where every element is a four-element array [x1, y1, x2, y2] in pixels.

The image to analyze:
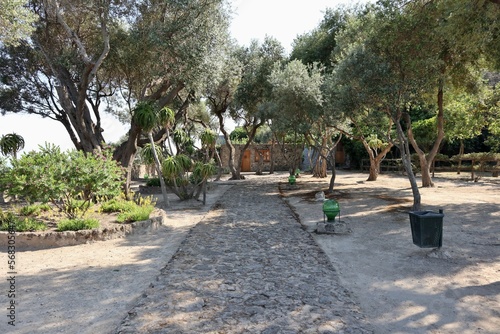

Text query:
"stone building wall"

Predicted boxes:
[[131, 164, 158, 179], [219, 144, 303, 172]]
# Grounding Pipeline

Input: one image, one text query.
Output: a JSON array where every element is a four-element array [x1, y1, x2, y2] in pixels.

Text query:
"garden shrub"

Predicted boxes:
[[146, 177, 161, 187], [19, 203, 51, 216], [1, 144, 124, 219], [0, 210, 47, 232], [101, 194, 156, 223], [116, 205, 155, 223], [100, 198, 138, 213], [56, 218, 99, 231]]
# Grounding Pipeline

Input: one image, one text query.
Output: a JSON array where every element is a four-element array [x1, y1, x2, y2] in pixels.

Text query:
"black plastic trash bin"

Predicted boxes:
[[409, 210, 444, 248]]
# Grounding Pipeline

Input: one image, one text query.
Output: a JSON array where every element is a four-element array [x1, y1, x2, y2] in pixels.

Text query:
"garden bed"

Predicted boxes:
[[0, 202, 165, 250]]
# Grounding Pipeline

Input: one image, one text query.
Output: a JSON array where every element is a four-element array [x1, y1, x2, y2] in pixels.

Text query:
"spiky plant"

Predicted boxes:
[[0, 133, 25, 160], [133, 102, 170, 207]]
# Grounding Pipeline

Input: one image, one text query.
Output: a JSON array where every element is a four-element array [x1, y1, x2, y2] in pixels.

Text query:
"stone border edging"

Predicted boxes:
[[0, 209, 167, 250]]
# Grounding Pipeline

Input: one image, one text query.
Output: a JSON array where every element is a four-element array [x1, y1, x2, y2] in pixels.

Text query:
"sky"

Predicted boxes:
[[0, 0, 368, 155]]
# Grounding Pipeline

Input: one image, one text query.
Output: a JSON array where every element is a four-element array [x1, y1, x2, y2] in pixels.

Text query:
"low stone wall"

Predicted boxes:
[[0, 209, 167, 250]]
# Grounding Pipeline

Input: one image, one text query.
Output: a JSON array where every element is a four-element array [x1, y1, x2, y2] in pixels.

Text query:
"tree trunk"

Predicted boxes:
[[313, 136, 328, 178], [419, 157, 433, 188], [226, 143, 239, 180], [457, 139, 464, 174], [214, 111, 240, 180], [269, 138, 275, 174], [113, 122, 142, 195], [147, 132, 169, 208], [55, 80, 105, 153], [367, 158, 380, 182], [365, 143, 393, 182], [256, 151, 263, 175], [328, 148, 337, 193], [213, 148, 224, 181], [395, 116, 421, 211], [406, 81, 446, 188]]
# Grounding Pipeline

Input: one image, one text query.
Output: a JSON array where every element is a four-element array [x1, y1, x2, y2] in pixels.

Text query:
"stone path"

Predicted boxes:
[[116, 178, 372, 333]]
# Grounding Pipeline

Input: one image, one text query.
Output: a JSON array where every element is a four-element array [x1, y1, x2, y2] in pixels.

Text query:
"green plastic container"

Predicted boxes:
[[409, 210, 444, 248], [323, 199, 340, 222]]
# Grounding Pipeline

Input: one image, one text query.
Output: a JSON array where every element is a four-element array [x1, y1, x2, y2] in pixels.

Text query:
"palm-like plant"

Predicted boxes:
[[200, 128, 217, 160], [158, 106, 175, 155], [200, 128, 224, 181], [0, 133, 25, 160], [133, 102, 172, 207]]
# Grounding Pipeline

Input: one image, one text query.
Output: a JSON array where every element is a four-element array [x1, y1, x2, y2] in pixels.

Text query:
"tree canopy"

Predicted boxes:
[[0, 0, 499, 202]]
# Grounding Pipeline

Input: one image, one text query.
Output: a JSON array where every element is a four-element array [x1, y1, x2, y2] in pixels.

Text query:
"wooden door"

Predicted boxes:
[[241, 150, 251, 172]]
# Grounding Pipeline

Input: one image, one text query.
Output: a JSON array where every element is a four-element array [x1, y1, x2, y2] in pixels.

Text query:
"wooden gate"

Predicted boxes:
[[241, 150, 251, 172]]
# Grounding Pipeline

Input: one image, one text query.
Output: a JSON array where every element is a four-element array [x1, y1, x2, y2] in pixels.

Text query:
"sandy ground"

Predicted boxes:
[[1, 170, 499, 333], [283, 170, 500, 334], [0, 183, 234, 334]]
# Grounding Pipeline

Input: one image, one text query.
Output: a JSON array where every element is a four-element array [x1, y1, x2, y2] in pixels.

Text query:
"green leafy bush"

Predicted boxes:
[[146, 177, 161, 187], [1, 144, 124, 218], [101, 195, 155, 223], [0, 210, 47, 232], [117, 205, 155, 223], [57, 218, 99, 231], [100, 198, 138, 213], [19, 203, 51, 216]]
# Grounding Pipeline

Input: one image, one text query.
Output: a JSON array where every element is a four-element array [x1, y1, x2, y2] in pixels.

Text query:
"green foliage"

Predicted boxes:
[[140, 143, 163, 165], [56, 218, 100, 232], [100, 198, 139, 213], [146, 177, 161, 187], [173, 129, 195, 155], [133, 103, 175, 133], [291, 7, 350, 70], [0, 0, 37, 47], [191, 161, 216, 184], [200, 129, 217, 147], [230, 127, 249, 143], [0, 133, 25, 159], [117, 205, 155, 223], [100, 194, 156, 223], [161, 154, 215, 200], [0, 210, 47, 232], [0, 157, 8, 192], [19, 203, 51, 216], [133, 102, 158, 132], [253, 126, 273, 144], [1, 144, 124, 218], [450, 152, 500, 162], [412, 117, 438, 152], [342, 137, 368, 169]]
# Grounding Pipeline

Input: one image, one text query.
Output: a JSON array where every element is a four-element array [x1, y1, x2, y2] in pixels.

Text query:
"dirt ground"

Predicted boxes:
[[1, 170, 499, 334], [282, 170, 500, 334]]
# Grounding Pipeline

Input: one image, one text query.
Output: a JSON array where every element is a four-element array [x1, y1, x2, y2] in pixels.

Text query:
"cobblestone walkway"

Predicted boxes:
[[115, 178, 372, 333]]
